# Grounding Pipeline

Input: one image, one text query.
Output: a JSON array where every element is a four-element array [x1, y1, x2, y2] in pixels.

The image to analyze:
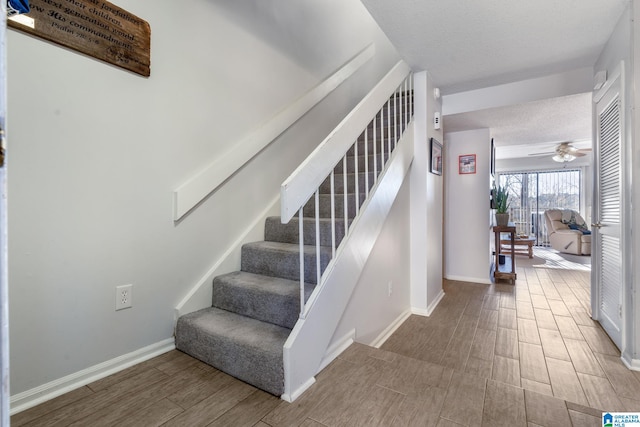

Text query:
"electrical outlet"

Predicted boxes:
[[388, 281, 393, 297], [116, 284, 133, 311]]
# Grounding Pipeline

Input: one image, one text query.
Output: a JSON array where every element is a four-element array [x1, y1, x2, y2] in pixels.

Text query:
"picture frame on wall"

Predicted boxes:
[[459, 154, 476, 174], [430, 138, 443, 175]]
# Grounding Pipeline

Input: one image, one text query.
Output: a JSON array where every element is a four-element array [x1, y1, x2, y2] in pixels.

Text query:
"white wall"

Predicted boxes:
[[410, 71, 444, 315], [442, 67, 593, 116], [444, 129, 492, 284], [7, 0, 400, 396], [425, 75, 446, 307], [331, 177, 411, 346]]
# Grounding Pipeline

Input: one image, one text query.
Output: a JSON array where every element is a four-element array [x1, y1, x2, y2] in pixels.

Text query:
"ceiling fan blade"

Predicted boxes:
[[528, 151, 554, 157]]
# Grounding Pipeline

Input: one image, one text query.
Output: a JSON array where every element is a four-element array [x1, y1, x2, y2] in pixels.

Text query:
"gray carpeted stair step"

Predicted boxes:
[[175, 307, 289, 396], [212, 271, 313, 329], [303, 193, 366, 219], [213, 271, 315, 329], [241, 241, 332, 284], [264, 216, 348, 246]]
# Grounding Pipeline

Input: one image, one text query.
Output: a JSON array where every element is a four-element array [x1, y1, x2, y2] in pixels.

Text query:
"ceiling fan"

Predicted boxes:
[[528, 142, 592, 163]]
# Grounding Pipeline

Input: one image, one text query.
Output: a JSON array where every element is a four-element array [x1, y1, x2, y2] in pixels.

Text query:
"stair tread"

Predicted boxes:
[[266, 216, 347, 224], [215, 271, 308, 298], [242, 241, 332, 284], [178, 307, 291, 346], [176, 307, 289, 395], [213, 271, 312, 329], [243, 240, 333, 251]]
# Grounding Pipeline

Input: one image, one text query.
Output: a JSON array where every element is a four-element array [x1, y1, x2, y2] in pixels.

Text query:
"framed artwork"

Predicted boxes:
[[430, 138, 442, 175], [459, 154, 476, 174]]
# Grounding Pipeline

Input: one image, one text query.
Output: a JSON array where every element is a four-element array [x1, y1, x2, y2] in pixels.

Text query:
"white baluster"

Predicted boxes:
[[373, 115, 378, 184], [387, 99, 391, 165], [343, 156, 348, 236], [330, 170, 336, 258], [298, 207, 305, 318], [404, 79, 408, 130], [394, 89, 398, 149], [314, 190, 321, 287], [410, 74, 413, 119], [380, 103, 385, 171], [354, 140, 359, 216], [364, 127, 369, 198]]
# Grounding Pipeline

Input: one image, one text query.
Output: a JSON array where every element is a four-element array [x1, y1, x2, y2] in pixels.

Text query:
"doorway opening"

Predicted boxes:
[[498, 169, 582, 246]]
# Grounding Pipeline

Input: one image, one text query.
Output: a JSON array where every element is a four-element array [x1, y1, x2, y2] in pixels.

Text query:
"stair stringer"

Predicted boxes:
[[282, 123, 414, 402]]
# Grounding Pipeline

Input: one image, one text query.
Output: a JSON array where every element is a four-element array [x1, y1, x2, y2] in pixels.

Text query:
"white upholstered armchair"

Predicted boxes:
[[544, 209, 591, 256]]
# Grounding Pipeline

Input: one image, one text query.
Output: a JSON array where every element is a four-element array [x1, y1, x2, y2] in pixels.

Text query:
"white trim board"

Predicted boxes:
[[318, 329, 355, 373], [173, 43, 376, 220], [370, 309, 412, 348], [621, 354, 640, 372], [10, 338, 175, 415], [444, 275, 492, 285], [411, 289, 445, 317]]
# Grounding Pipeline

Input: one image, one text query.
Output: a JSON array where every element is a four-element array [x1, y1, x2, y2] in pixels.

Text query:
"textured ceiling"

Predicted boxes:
[[360, 0, 627, 160], [444, 93, 593, 159], [360, 0, 629, 94]]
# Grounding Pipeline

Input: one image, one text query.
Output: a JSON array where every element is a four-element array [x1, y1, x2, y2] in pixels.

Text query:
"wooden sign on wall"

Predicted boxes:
[[8, 0, 151, 77]]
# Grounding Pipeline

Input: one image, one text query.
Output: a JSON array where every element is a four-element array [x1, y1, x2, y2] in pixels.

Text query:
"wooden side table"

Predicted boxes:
[[500, 236, 535, 258], [493, 225, 517, 283]]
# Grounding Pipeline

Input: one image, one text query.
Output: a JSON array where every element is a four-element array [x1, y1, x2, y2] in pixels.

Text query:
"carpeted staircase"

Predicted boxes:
[[175, 97, 408, 396]]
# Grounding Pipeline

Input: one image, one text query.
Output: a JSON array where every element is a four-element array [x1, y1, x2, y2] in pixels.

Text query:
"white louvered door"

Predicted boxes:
[[0, 5, 7, 423], [593, 64, 623, 349]]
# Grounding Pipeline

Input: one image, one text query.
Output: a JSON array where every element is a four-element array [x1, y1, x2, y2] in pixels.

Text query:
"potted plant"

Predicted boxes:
[[493, 184, 510, 226]]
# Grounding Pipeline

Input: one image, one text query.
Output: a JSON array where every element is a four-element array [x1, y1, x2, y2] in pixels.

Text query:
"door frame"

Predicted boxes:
[[591, 61, 631, 354], [0, 2, 8, 424]]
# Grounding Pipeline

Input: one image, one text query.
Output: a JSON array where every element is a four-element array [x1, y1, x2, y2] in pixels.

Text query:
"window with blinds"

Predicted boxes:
[[499, 170, 581, 245]]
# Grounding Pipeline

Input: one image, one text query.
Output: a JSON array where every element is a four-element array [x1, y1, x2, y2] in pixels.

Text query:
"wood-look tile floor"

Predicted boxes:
[[13, 248, 640, 426]]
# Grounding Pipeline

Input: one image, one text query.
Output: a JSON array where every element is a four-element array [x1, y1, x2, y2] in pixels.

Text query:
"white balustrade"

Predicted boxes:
[[281, 68, 414, 318]]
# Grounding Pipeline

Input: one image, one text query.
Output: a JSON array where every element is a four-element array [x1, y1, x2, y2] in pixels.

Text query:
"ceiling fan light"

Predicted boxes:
[[552, 153, 576, 162]]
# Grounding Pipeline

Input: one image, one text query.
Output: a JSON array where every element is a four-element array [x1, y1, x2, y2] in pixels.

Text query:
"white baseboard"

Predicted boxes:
[[281, 376, 316, 403], [370, 309, 412, 348], [621, 353, 640, 371], [10, 338, 175, 415], [283, 328, 355, 403], [426, 290, 445, 315], [445, 275, 492, 285], [318, 329, 355, 372], [412, 290, 445, 317]]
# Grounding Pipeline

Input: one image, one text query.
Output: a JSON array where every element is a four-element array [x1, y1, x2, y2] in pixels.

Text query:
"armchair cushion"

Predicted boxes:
[[568, 223, 591, 234], [544, 209, 591, 255]]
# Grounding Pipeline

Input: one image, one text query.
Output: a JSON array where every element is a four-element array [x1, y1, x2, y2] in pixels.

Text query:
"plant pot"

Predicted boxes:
[[495, 213, 509, 226]]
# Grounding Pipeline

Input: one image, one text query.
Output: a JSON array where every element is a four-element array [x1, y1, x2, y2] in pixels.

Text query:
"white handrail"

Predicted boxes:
[[280, 60, 411, 223]]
